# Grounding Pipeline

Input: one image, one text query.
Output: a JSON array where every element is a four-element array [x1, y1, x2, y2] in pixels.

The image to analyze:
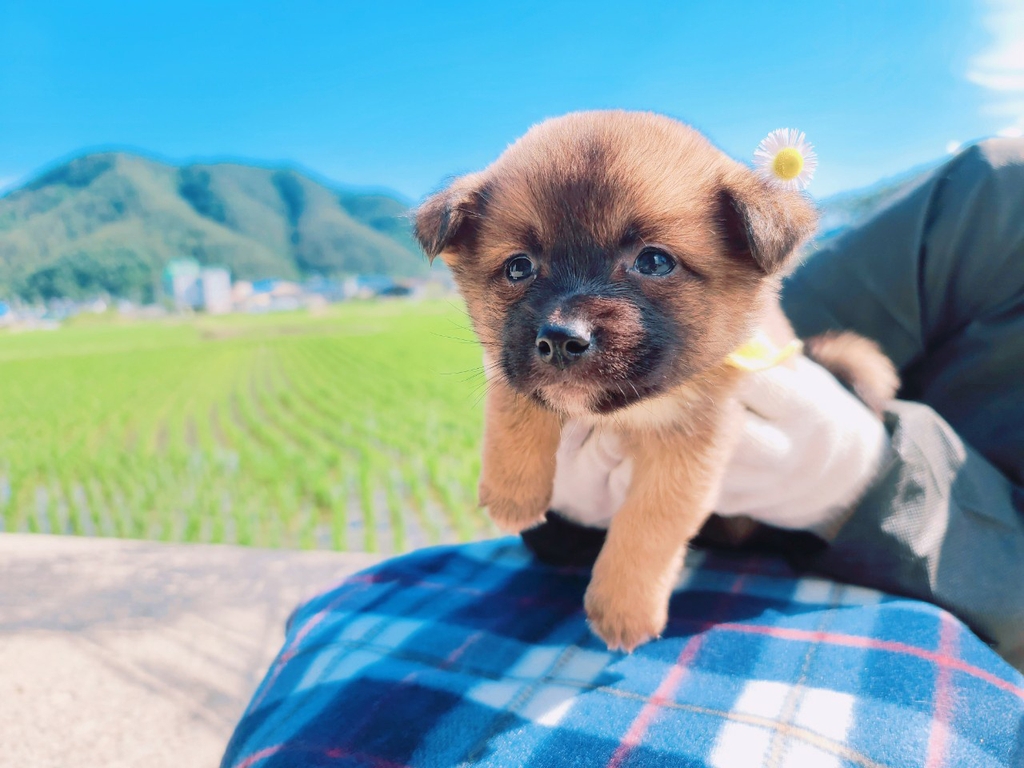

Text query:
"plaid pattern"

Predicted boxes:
[[222, 539, 1024, 767]]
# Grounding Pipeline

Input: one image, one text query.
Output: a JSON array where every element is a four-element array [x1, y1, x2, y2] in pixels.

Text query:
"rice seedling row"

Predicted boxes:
[[0, 301, 490, 553]]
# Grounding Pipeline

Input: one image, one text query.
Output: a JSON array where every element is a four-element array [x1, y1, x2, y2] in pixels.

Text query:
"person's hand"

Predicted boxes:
[[549, 356, 891, 535], [714, 355, 891, 535]]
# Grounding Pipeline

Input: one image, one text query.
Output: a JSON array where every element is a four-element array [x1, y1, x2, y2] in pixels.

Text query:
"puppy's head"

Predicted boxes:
[[416, 111, 817, 417]]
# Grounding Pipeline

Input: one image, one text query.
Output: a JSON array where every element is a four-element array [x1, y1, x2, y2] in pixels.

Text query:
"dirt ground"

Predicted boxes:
[[0, 533, 379, 768]]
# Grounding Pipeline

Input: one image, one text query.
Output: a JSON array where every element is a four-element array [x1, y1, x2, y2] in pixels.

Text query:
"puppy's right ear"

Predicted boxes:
[[717, 170, 817, 276], [414, 174, 485, 264]]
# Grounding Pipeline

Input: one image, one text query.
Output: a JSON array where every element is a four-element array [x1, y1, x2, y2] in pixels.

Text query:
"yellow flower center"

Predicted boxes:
[[772, 148, 804, 181]]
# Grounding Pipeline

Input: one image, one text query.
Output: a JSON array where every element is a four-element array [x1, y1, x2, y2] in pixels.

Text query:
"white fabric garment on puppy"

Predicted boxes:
[[550, 422, 633, 529], [550, 355, 891, 536]]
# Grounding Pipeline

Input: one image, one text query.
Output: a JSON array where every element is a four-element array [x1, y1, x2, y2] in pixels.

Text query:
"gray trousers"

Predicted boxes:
[[782, 138, 1024, 672]]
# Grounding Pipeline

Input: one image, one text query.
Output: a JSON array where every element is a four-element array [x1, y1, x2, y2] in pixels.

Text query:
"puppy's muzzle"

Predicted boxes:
[[536, 323, 592, 369]]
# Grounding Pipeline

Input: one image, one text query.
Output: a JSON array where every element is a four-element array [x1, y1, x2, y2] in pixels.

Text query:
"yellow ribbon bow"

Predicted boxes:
[[725, 329, 804, 372]]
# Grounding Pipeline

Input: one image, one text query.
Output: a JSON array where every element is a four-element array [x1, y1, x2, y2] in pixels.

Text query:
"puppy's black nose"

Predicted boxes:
[[536, 324, 591, 368]]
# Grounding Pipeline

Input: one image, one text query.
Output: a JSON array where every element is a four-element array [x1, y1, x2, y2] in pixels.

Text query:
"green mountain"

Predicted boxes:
[[0, 148, 947, 302], [815, 159, 940, 241], [0, 152, 428, 301]]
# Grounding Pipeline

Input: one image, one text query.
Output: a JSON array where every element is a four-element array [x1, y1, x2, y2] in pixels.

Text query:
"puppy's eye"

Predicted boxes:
[[633, 249, 676, 276], [505, 254, 535, 282]]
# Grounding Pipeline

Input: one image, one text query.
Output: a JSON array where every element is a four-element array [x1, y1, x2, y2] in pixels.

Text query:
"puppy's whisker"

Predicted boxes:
[[627, 381, 655, 417], [467, 371, 499, 394], [562, 415, 584, 447], [441, 365, 489, 377], [443, 299, 471, 318], [432, 336, 489, 346], [470, 380, 497, 409]]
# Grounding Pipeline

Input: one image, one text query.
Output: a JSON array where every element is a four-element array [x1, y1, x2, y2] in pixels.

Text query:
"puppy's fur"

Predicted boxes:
[[416, 111, 897, 651]]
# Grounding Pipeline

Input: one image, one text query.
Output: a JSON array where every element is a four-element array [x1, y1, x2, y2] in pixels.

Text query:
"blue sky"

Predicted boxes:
[[1, 0, 1022, 201]]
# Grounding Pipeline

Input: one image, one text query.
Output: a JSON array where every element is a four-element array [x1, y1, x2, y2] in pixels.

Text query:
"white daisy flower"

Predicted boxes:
[[754, 128, 818, 190]]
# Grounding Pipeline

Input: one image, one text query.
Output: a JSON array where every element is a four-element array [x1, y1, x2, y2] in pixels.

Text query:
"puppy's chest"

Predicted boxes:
[[586, 372, 743, 435]]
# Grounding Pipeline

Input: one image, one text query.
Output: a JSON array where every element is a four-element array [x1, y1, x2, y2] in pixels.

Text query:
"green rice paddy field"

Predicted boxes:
[[0, 300, 495, 553]]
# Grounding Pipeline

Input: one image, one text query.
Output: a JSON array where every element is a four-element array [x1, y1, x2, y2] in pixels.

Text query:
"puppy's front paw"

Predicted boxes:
[[480, 485, 548, 534], [584, 580, 668, 653]]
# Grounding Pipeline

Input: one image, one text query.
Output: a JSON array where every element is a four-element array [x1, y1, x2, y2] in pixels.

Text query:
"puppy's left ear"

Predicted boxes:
[[717, 170, 818, 275], [414, 173, 486, 264]]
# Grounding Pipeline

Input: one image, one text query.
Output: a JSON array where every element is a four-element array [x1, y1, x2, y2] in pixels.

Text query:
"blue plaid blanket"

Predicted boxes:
[[223, 539, 1024, 767]]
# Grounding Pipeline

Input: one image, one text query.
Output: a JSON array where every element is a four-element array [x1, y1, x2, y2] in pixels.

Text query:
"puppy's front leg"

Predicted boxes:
[[584, 425, 726, 652], [479, 379, 561, 533]]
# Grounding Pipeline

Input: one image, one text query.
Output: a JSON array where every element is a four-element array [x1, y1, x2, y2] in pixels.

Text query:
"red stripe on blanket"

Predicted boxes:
[[232, 743, 410, 768], [607, 572, 749, 767], [925, 614, 960, 768], [323, 747, 410, 768], [232, 744, 283, 768], [715, 621, 1023, 700], [606, 634, 704, 768]]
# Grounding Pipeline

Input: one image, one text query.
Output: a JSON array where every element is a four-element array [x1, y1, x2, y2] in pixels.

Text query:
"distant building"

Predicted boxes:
[[237, 279, 304, 313], [342, 274, 403, 300], [304, 276, 346, 302], [163, 258, 202, 309], [231, 280, 254, 305], [270, 281, 303, 298], [342, 276, 360, 300], [163, 258, 232, 313], [200, 268, 232, 314], [251, 278, 278, 295]]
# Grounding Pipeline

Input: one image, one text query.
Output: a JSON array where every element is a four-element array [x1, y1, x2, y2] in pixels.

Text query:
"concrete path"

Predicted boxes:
[[0, 534, 380, 768]]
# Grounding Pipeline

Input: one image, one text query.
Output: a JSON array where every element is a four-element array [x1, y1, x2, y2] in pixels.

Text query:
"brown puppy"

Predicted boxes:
[[415, 111, 896, 651]]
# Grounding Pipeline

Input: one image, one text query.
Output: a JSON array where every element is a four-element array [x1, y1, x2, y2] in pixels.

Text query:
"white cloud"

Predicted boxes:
[[981, 98, 1024, 116], [945, 140, 962, 154], [968, 0, 1024, 134]]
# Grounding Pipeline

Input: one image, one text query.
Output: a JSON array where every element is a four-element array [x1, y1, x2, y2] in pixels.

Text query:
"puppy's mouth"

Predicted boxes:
[[528, 368, 666, 417]]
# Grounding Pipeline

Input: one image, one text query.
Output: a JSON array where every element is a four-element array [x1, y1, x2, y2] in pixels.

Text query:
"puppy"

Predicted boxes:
[[415, 111, 896, 651]]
